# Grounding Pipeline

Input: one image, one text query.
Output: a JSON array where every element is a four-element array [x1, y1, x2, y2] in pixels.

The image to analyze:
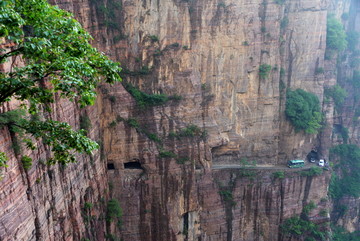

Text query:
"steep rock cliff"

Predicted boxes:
[[110, 0, 329, 164], [0, 99, 108, 240], [1, 0, 359, 240]]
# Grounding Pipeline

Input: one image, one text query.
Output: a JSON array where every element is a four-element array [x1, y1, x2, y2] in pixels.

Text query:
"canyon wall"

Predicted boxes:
[[111, 0, 329, 164], [0, 99, 108, 240], [0, 0, 359, 240]]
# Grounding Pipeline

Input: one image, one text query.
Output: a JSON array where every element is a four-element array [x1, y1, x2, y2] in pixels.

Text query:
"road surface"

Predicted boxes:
[[212, 163, 321, 171]]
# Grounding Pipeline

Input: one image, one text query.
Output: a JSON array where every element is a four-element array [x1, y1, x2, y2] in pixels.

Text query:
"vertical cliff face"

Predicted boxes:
[[92, 0, 339, 240], [1, 0, 359, 240], [112, 0, 329, 164], [0, 100, 108, 240], [0, 1, 110, 239]]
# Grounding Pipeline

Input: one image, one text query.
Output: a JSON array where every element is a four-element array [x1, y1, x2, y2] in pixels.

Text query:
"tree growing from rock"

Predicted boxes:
[[285, 88, 322, 134]]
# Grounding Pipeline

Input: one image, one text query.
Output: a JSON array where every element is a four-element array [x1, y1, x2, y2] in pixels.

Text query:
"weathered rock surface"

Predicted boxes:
[[1, 0, 360, 240], [114, 0, 329, 165], [0, 99, 108, 241]]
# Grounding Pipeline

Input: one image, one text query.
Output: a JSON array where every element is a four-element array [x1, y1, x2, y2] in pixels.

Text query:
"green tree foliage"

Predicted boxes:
[[285, 89, 322, 134], [300, 166, 323, 177], [324, 84, 347, 111], [0, 0, 121, 166], [21, 155, 32, 170], [106, 199, 123, 228], [259, 64, 272, 79], [326, 16, 347, 51], [302, 201, 316, 216], [168, 124, 207, 140], [0, 152, 8, 168], [123, 83, 168, 108], [346, 31, 360, 51], [272, 171, 285, 179], [332, 225, 360, 241], [329, 144, 360, 199], [281, 216, 326, 240]]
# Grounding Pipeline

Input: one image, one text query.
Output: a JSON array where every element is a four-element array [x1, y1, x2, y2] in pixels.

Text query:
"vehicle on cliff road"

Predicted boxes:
[[287, 160, 305, 168], [318, 159, 325, 167]]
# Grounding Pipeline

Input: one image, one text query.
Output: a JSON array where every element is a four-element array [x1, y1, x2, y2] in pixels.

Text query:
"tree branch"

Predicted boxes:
[[0, 47, 24, 63], [0, 73, 52, 104]]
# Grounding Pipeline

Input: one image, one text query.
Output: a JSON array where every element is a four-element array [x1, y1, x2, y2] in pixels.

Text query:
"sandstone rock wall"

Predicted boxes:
[[111, 164, 331, 241], [0, 39, 108, 240], [0, 0, 359, 240], [0, 99, 108, 241], [112, 0, 331, 165]]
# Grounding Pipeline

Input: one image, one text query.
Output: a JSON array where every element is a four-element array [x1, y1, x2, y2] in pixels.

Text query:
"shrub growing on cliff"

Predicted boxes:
[[106, 199, 123, 228], [329, 144, 360, 199], [0, 152, 8, 168], [324, 84, 347, 111], [285, 89, 322, 134], [168, 124, 207, 140], [259, 64, 272, 79], [123, 83, 169, 108], [272, 171, 285, 179], [300, 166, 323, 177], [21, 155, 32, 170], [281, 216, 326, 240], [346, 31, 360, 51], [302, 201, 316, 216], [332, 225, 360, 241], [0, 0, 121, 165], [326, 16, 347, 52]]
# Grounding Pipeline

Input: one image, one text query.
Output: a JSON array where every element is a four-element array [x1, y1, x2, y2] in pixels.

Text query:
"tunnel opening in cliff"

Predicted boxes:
[[306, 150, 319, 162], [124, 161, 143, 170]]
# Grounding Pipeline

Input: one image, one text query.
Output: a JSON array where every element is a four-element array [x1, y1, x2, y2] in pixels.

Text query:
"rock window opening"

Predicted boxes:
[[107, 163, 115, 170], [124, 161, 143, 169]]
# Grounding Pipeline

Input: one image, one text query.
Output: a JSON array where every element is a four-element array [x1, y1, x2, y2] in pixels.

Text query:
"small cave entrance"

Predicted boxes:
[[124, 160, 143, 170], [306, 150, 319, 162]]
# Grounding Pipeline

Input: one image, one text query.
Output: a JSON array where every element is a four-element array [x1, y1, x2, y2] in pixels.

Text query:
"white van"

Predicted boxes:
[[318, 159, 324, 167]]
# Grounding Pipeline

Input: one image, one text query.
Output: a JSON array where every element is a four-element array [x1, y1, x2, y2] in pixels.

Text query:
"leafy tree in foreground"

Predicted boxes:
[[0, 0, 121, 166], [285, 89, 322, 134]]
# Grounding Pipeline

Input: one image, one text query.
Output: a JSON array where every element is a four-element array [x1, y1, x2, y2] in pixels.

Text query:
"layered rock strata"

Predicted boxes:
[[0, 0, 359, 240]]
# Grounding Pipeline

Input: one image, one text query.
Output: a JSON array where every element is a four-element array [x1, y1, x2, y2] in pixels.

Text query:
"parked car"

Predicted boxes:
[[318, 159, 325, 167]]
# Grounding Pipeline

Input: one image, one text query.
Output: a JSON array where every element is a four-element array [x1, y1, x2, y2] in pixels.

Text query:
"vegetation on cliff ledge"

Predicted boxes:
[[326, 15, 347, 52], [0, 0, 121, 166], [285, 89, 322, 134], [106, 198, 123, 228], [329, 144, 360, 199], [281, 201, 327, 240]]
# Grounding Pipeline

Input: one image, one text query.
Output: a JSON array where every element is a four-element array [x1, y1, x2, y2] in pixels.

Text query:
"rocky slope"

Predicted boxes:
[[0, 0, 359, 240]]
